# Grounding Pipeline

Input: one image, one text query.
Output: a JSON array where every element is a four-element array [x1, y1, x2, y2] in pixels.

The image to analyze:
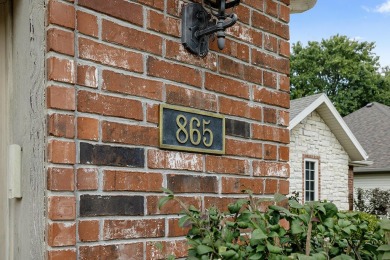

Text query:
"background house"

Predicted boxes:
[[289, 94, 370, 210], [344, 102, 390, 191]]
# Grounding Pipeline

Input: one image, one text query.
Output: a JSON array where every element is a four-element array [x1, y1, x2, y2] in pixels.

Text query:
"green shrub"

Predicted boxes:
[[354, 188, 390, 217], [160, 189, 388, 259]]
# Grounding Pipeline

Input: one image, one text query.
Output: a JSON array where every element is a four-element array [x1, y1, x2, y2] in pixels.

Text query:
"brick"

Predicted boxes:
[[279, 146, 289, 161], [264, 107, 277, 123], [253, 161, 290, 177], [226, 139, 262, 159], [205, 73, 250, 99], [264, 144, 277, 160], [263, 70, 277, 89], [47, 86, 75, 111], [102, 19, 162, 56], [48, 113, 75, 138], [78, 220, 99, 242], [48, 140, 76, 164], [225, 119, 250, 138], [76, 11, 98, 37], [136, 0, 164, 10], [278, 110, 289, 127], [47, 167, 74, 191], [102, 70, 163, 101], [147, 150, 203, 172], [48, 196, 76, 220], [103, 170, 163, 192], [219, 96, 262, 121], [265, 0, 278, 17], [79, 243, 143, 260], [48, 0, 75, 29], [235, 4, 251, 25], [147, 196, 201, 215], [147, 103, 159, 124], [252, 49, 289, 74], [47, 28, 74, 56], [77, 117, 99, 141], [167, 174, 218, 193], [252, 11, 289, 40], [204, 196, 240, 212], [166, 40, 217, 71], [80, 195, 144, 217], [78, 37, 143, 73], [264, 179, 278, 194], [48, 222, 76, 247], [166, 84, 217, 111], [222, 177, 263, 194], [104, 219, 165, 240], [77, 168, 98, 191], [168, 218, 190, 237], [253, 87, 290, 108], [206, 156, 249, 175], [102, 121, 158, 147], [80, 142, 144, 167], [218, 56, 263, 84], [146, 240, 188, 260], [77, 64, 97, 88], [48, 249, 76, 260], [77, 90, 143, 120], [147, 10, 180, 37], [279, 179, 289, 195], [264, 34, 278, 53], [226, 24, 262, 47], [78, 0, 143, 26], [167, 0, 182, 17], [147, 57, 202, 87], [279, 4, 290, 23], [47, 57, 75, 84], [279, 74, 290, 92], [241, 0, 264, 10], [252, 124, 289, 143]]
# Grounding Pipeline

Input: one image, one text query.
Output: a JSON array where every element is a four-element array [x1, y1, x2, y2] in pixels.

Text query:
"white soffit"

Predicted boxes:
[[289, 94, 369, 162], [290, 0, 318, 14]]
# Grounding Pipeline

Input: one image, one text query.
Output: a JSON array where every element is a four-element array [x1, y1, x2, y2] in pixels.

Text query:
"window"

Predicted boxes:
[[304, 159, 318, 202]]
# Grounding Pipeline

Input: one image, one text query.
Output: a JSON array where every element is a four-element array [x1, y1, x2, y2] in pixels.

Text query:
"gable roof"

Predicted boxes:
[[289, 94, 369, 163], [343, 102, 390, 172]]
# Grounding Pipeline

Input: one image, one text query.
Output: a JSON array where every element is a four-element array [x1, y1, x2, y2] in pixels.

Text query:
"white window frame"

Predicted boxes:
[[304, 158, 319, 202]]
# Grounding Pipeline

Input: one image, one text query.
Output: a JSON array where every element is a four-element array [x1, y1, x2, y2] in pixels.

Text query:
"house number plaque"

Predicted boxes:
[[159, 104, 225, 154]]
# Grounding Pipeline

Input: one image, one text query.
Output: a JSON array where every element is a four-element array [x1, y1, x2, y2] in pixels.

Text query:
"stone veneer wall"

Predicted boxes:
[[290, 111, 350, 210], [45, 0, 291, 259]]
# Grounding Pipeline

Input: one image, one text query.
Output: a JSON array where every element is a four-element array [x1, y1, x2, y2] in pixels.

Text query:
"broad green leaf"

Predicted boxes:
[[188, 205, 199, 212], [161, 187, 174, 195], [249, 253, 263, 260], [274, 193, 288, 203], [323, 202, 338, 217], [219, 250, 236, 258], [378, 245, 390, 251], [323, 217, 334, 228], [266, 242, 283, 254], [178, 215, 191, 227], [331, 255, 354, 260], [252, 228, 268, 240], [196, 245, 214, 255], [289, 199, 303, 209], [381, 219, 390, 231], [291, 219, 304, 235], [158, 196, 171, 210], [383, 251, 390, 260]]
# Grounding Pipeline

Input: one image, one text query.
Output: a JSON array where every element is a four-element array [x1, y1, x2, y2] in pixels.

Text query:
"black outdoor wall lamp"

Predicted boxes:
[[182, 0, 240, 57]]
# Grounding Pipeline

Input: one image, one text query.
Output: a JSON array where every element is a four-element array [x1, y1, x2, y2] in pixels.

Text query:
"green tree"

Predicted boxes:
[[290, 35, 390, 116]]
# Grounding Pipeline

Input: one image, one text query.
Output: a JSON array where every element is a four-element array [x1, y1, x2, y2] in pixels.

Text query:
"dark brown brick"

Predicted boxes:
[[80, 195, 144, 217], [80, 142, 144, 167], [167, 174, 218, 193], [225, 119, 250, 138]]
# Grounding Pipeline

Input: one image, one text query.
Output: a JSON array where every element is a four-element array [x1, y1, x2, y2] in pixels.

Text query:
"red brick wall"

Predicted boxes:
[[45, 0, 291, 258]]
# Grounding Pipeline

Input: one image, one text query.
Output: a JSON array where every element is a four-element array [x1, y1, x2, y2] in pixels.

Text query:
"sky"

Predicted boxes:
[[290, 0, 390, 68]]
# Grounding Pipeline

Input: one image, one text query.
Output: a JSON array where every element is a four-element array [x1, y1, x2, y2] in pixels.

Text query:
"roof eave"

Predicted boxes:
[[290, 0, 318, 14]]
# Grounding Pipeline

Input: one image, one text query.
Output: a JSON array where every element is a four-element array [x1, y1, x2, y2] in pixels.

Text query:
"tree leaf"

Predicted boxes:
[[196, 245, 214, 255], [266, 242, 283, 254], [291, 219, 304, 235], [289, 199, 303, 209], [252, 228, 268, 240], [158, 196, 171, 210]]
